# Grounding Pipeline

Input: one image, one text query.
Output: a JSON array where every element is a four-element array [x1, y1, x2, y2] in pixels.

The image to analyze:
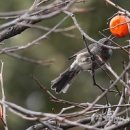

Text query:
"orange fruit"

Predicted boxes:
[[109, 15, 130, 38], [0, 105, 3, 119]]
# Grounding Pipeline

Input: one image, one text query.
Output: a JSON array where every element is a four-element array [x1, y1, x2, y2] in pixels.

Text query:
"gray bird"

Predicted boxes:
[[51, 37, 112, 93]]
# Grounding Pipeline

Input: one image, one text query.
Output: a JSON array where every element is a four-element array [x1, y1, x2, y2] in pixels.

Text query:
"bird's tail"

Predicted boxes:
[[51, 68, 80, 93]]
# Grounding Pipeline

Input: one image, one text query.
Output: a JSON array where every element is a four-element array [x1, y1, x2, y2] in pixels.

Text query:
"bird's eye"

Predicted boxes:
[[104, 40, 109, 44]]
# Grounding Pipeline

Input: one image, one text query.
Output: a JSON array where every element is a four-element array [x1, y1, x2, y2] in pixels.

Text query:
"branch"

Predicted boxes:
[[0, 0, 76, 42]]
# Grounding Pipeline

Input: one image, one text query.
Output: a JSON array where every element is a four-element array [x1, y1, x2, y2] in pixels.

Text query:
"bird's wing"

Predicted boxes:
[[68, 43, 96, 60]]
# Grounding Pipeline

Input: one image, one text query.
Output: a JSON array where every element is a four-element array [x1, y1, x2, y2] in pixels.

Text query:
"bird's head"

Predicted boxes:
[[98, 38, 112, 46]]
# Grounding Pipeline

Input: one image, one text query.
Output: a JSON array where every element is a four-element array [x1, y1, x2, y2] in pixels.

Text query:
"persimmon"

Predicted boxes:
[[109, 15, 130, 38], [0, 105, 3, 119], [0, 104, 5, 126]]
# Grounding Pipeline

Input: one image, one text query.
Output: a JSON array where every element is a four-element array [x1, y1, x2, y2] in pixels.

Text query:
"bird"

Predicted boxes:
[[51, 37, 112, 93]]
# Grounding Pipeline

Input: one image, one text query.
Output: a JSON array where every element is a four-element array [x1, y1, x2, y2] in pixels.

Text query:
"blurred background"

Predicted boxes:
[[0, 0, 130, 129]]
